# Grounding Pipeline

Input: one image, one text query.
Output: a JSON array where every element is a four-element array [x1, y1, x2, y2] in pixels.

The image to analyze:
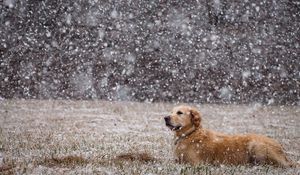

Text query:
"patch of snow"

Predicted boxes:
[[111, 9, 118, 18], [219, 87, 233, 100], [4, 0, 15, 8]]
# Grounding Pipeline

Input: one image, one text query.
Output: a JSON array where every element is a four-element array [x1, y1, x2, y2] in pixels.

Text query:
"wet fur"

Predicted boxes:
[[165, 105, 297, 167]]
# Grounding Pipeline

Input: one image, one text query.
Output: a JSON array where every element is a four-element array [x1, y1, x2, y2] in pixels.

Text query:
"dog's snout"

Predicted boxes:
[[164, 116, 170, 122]]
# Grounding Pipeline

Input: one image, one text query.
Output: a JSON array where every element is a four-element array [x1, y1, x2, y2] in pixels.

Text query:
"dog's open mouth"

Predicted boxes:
[[166, 123, 182, 131]]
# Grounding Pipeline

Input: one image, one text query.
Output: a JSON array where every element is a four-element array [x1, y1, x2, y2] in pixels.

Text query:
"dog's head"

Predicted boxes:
[[164, 105, 202, 132]]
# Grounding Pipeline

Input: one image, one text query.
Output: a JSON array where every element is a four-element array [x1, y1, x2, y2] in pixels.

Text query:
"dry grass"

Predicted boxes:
[[0, 100, 299, 174], [115, 152, 157, 163], [40, 155, 89, 168]]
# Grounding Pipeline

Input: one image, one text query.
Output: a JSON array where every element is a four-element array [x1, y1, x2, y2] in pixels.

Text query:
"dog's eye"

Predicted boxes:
[[177, 111, 183, 115]]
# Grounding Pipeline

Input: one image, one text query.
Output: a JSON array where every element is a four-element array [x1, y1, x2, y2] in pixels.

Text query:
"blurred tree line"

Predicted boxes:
[[0, 0, 299, 104]]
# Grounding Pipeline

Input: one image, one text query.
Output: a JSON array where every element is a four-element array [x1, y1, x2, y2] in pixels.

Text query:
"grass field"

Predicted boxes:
[[0, 100, 299, 174]]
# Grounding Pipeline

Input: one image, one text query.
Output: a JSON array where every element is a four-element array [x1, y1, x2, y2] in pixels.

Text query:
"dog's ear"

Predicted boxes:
[[190, 108, 201, 128]]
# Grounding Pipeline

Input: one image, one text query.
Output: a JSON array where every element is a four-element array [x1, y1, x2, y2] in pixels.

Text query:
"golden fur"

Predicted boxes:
[[164, 105, 297, 167]]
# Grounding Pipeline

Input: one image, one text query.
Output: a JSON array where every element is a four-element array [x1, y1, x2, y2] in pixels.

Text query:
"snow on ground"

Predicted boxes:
[[0, 100, 299, 174]]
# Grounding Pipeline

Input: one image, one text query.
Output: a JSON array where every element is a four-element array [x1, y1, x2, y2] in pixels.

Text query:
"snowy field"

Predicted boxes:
[[0, 100, 299, 174]]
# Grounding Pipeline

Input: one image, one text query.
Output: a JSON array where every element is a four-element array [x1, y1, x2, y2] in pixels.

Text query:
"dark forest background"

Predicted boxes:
[[1, 0, 299, 104]]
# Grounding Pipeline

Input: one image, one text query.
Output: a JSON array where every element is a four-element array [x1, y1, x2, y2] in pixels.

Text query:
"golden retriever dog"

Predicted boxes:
[[164, 105, 298, 167]]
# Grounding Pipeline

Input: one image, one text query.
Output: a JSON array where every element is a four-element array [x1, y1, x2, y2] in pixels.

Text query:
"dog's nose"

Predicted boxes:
[[164, 116, 170, 122]]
